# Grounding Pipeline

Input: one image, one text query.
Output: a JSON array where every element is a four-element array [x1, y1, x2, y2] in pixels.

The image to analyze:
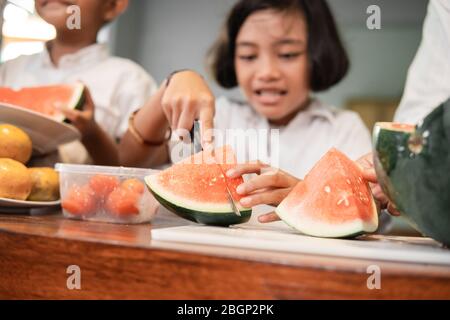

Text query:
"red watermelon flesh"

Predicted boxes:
[[145, 146, 252, 225], [0, 83, 85, 121], [276, 148, 378, 238]]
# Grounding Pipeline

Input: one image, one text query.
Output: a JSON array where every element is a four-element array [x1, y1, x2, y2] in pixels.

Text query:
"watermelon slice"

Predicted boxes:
[[276, 148, 378, 238], [145, 146, 252, 226], [0, 83, 85, 122], [373, 99, 450, 246]]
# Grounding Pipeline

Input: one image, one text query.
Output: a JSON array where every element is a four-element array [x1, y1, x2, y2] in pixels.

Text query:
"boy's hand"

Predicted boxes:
[[58, 87, 97, 138], [161, 70, 215, 149], [226, 161, 300, 208]]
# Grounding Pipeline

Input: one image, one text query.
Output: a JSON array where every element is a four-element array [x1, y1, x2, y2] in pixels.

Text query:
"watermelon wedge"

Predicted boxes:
[[373, 99, 450, 246], [0, 83, 85, 122], [276, 148, 378, 238], [145, 146, 252, 226]]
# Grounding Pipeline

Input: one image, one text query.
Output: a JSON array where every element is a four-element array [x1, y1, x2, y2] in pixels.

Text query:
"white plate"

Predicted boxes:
[[0, 197, 61, 209], [0, 103, 81, 155]]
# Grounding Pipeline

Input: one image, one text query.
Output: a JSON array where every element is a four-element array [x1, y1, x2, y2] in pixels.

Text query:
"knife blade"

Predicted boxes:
[[191, 120, 203, 154], [215, 160, 242, 217], [190, 120, 241, 217]]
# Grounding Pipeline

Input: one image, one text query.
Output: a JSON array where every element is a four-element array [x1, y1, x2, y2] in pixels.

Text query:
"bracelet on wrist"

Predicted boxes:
[[128, 110, 171, 147]]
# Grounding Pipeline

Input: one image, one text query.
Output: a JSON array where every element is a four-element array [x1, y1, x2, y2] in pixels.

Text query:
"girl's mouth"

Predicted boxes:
[[254, 89, 287, 105]]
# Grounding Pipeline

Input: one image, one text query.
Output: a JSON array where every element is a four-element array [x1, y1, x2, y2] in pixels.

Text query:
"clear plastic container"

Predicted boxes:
[[55, 163, 159, 224]]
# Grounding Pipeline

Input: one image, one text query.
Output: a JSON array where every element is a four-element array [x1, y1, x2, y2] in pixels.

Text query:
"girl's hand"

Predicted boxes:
[[357, 153, 401, 216], [58, 87, 97, 138], [161, 70, 215, 148], [226, 161, 300, 208], [257, 153, 402, 225]]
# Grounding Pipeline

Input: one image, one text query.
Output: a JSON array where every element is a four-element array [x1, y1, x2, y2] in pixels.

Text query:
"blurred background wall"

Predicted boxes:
[[2, 0, 428, 128], [112, 0, 427, 116]]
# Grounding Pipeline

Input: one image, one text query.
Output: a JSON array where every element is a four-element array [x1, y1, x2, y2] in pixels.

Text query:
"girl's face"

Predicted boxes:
[[234, 9, 310, 125]]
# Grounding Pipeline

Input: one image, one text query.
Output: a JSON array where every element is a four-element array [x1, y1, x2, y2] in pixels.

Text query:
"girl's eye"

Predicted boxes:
[[279, 52, 302, 59], [238, 55, 257, 61]]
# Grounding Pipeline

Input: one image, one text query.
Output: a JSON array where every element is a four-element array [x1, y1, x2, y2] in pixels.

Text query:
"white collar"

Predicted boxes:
[[265, 98, 336, 130], [304, 98, 335, 123], [41, 42, 110, 69]]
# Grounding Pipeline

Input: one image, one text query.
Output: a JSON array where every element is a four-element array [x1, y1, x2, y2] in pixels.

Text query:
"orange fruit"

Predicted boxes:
[[121, 178, 145, 194], [0, 158, 32, 200], [28, 167, 60, 202], [88, 175, 119, 200], [0, 124, 32, 164], [106, 187, 141, 217], [62, 185, 97, 216]]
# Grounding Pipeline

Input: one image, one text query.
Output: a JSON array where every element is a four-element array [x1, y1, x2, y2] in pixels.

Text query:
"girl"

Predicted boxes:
[[120, 0, 372, 212]]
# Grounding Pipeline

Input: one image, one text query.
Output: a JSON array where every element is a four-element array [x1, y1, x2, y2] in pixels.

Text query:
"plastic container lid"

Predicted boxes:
[[55, 163, 154, 178]]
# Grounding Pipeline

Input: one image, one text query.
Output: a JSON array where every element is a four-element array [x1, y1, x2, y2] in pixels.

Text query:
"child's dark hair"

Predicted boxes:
[[208, 0, 349, 92]]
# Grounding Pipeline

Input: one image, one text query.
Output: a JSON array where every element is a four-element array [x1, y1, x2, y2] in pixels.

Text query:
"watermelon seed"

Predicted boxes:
[[346, 179, 351, 185], [324, 186, 331, 193], [337, 197, 350, 207], [359, 192, 368, 203]]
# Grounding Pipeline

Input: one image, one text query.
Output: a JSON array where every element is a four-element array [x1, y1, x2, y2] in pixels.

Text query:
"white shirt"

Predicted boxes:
[[395, 0, 450, 124], [0, 43, 157, 164], [211, 97, 371, 179]]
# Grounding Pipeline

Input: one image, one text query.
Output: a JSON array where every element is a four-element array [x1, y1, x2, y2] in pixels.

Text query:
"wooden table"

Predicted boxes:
[[0, 208, 449, 299]]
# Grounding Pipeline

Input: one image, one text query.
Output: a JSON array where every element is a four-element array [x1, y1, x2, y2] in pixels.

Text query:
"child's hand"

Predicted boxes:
[[161, 70, 215, 148], [357, 153, 401, 216], [59, 87, 97, 138], [257, 153, 402, 225], [226, 161, 300, 208]]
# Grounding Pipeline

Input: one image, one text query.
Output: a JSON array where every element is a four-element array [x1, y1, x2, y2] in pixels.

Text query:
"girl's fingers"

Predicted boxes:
[[170, 102, 181, 131], [226, 161, 269, 178], [177, 102, 196, 133], [258, 212, 281, 223], [240, 188, 291, 207], [162, 106, 173, 131], [387, 202, 402, 216], [236, 172, 291, 195], [356, 152, 374, 169], [199, 105, 215, 148], [361, 168, 378, 183]]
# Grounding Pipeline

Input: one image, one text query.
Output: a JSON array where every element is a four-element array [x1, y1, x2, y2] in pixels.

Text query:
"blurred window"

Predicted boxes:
[[1, 0, 55, 62], [0, 0, 112, 62]]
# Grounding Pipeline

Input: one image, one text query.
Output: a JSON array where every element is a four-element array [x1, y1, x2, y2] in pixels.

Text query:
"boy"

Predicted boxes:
[[0, 0, 157, 165]]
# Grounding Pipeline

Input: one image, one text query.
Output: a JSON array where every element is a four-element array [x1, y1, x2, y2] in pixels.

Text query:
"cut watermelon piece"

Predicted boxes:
[[276, 148, 378, 238], [373, 99, 450, 246], [0, 83, 85, 122], [145, 146, 252, 226]]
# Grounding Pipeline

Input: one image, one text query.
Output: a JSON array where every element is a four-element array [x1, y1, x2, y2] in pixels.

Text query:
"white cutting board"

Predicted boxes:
[[152, 207, 450, 266]]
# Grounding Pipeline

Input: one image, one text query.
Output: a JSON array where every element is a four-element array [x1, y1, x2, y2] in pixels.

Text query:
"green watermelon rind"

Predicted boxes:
[[373, 101, 450, 246], [59, 83, 86, 123], [145, 175, 252, 227], [275, 194, 378, 239]]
